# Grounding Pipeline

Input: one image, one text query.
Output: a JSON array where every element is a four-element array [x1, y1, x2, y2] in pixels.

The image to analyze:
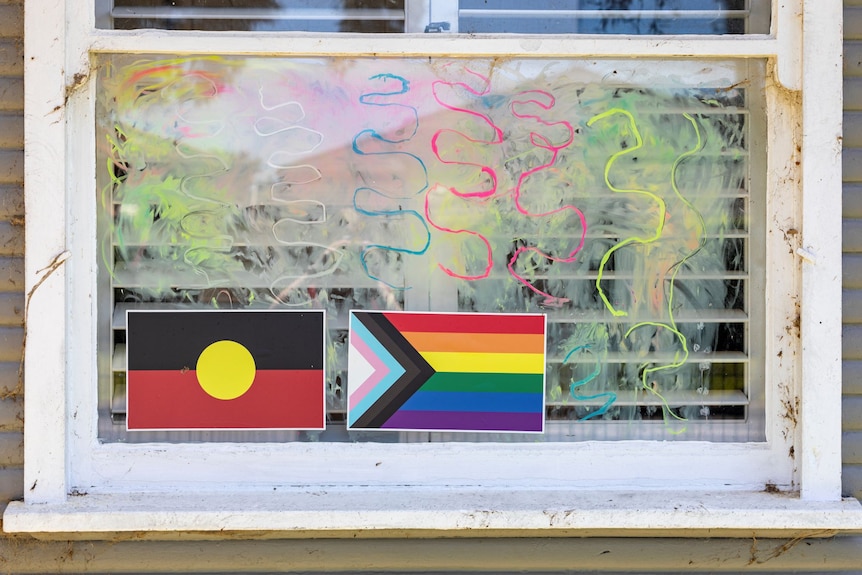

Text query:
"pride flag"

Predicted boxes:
[[126, 310, 325, 431], [347, 311, 546, 433]]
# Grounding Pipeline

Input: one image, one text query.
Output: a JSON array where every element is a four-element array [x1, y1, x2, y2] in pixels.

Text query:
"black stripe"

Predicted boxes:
[[127, 310, 324, 371], [351, 312, 435, 428]]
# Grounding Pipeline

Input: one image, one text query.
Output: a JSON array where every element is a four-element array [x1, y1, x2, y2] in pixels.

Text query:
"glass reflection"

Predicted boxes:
[[107, 0, 768, 34]]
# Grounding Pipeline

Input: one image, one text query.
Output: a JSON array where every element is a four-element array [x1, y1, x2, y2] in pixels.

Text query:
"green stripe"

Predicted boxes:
[[418, 372, 544, 394]]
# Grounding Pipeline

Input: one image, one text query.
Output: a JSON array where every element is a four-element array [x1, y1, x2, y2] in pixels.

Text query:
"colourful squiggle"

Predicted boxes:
[[430, 68, 503, 199], [564, 344, 616, 420], [358, 73, 418, 143], [354, 186, 431, 288], [588, 108, 667, 317], [170, 72, 232, 207], [258, 86, 305, 115], [119, 57, 227, 107], [624, 321, 688, 428], [175, 147, 231, 206], [506, 90, 586, 306], [623, 113, 706, 430], [353, 74, 430, 289], [425, 67, 500, 280], [101, 126, 130, 282], [423, 186, 493, 281]]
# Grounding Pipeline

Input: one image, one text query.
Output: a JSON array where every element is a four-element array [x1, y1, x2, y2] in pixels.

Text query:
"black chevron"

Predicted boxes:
[[350, 311, 436, 428]]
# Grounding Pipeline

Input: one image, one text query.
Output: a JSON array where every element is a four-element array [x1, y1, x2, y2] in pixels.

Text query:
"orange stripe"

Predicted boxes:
[[400, 331, 545, 354]]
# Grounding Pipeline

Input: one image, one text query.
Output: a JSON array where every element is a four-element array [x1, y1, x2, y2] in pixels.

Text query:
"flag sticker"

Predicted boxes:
[[347, 311, 546, 433], [126, 310, 325, 431]]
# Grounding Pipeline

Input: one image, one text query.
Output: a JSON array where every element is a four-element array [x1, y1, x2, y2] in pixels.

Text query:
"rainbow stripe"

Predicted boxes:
[[347, 311, 546, 433]]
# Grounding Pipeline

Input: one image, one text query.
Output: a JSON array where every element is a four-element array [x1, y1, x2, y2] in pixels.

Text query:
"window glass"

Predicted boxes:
[[95, 55, 766, 443], [459, 0, 768, 35], [109, 0, 406, 32], [101, 0, 771, 34]]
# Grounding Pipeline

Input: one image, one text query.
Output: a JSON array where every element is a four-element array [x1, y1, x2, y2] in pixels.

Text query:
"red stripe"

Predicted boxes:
[[381, 312, 544, 335], [127, 369, 324, 430]]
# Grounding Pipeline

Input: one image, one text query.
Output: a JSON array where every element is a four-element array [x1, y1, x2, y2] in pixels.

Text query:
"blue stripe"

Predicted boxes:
[[398, 391, 543, 413]]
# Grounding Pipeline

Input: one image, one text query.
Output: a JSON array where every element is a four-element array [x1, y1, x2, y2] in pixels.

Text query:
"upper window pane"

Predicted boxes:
[[459, 0, 770, 35], [105, 0, 407, 32], [98, 0, 771, 34]]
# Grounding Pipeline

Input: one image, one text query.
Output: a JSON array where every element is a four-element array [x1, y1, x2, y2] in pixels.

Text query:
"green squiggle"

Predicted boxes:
[[587, 108, 667, 317], [623, 113, 706, 430]]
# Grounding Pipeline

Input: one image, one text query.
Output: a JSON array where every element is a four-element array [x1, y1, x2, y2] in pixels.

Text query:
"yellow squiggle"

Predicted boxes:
[[624, 321, 688, 426], [587, 108, 667, 317], [624, 113, 706, 429]]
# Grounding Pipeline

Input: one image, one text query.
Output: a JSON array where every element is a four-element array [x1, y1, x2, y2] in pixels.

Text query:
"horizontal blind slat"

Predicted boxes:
[[459, 9, 752, 20], [112, 7, 406, 22]]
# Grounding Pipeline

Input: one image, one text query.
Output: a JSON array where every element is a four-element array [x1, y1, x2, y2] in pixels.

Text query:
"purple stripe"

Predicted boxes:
[[380, 410, 543, 432]]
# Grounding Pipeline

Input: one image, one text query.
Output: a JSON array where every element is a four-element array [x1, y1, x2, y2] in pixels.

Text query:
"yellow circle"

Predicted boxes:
[[196, 340, 256, 400]]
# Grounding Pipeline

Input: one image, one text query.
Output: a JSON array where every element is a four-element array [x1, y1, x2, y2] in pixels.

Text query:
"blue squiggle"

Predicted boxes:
[[351, 129, 429, 191], [353, 186, 430, 289], [353, 73, 430, 288], [357, 74, 418, 143], [564, 344, 617, 420]]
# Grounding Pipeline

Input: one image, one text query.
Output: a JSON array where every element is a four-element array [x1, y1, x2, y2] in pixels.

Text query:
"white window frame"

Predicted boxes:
[[5, 0, 862, 539]]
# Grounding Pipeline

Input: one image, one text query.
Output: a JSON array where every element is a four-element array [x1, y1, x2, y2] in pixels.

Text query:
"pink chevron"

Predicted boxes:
[[348, 328, 390, 410]]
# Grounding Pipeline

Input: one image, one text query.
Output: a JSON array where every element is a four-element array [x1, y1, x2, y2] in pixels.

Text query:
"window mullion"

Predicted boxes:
[[95, 0, 112, 29], [404, 0, 430, 34], [774, 0, 802, 90]]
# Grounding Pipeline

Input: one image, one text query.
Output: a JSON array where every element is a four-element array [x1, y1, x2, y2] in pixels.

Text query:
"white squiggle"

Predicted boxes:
[[254, 116, 314, 137], [168, 75, 232, 205], [177, 111, 225, 138], [270, 165, 323, 191], [265, 127, 325, 162], [180, 210, 235, 245], [254, 86, 308, 139], [258, 87, 306, 118], [271, 201, 327, 229], [268, 240, 348, 306], [163, 72, 218, 101], [268, 241, 344, 280], [268, 284, 316, 307], [175, 141, 230, 164], [182, 245, 234, 287], [175, 146, 231, 206], [173, 75, 224, 139], [256, 88, 332, 303]]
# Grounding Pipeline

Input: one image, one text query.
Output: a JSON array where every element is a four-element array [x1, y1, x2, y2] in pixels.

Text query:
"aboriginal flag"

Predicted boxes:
[[126, 310, 325, 430]]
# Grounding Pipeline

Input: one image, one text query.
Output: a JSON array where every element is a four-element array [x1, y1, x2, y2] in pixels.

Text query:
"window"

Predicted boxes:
[[6, 0, 859, 538], [93, 2, 774, 447]]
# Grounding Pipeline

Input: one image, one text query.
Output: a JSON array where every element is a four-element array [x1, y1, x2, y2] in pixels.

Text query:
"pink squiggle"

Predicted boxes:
[[424, 186, 493, 281], [430, 68, 503, 199], [506, 90, 587, 306]]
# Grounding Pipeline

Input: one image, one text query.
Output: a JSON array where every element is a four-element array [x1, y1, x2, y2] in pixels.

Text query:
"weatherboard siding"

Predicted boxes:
[[0, 0, 22, 511], [846, 0, 862, 501]]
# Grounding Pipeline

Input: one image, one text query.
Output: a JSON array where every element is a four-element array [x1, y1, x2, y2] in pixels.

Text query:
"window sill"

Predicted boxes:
[[4, 489, 862, 540]]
